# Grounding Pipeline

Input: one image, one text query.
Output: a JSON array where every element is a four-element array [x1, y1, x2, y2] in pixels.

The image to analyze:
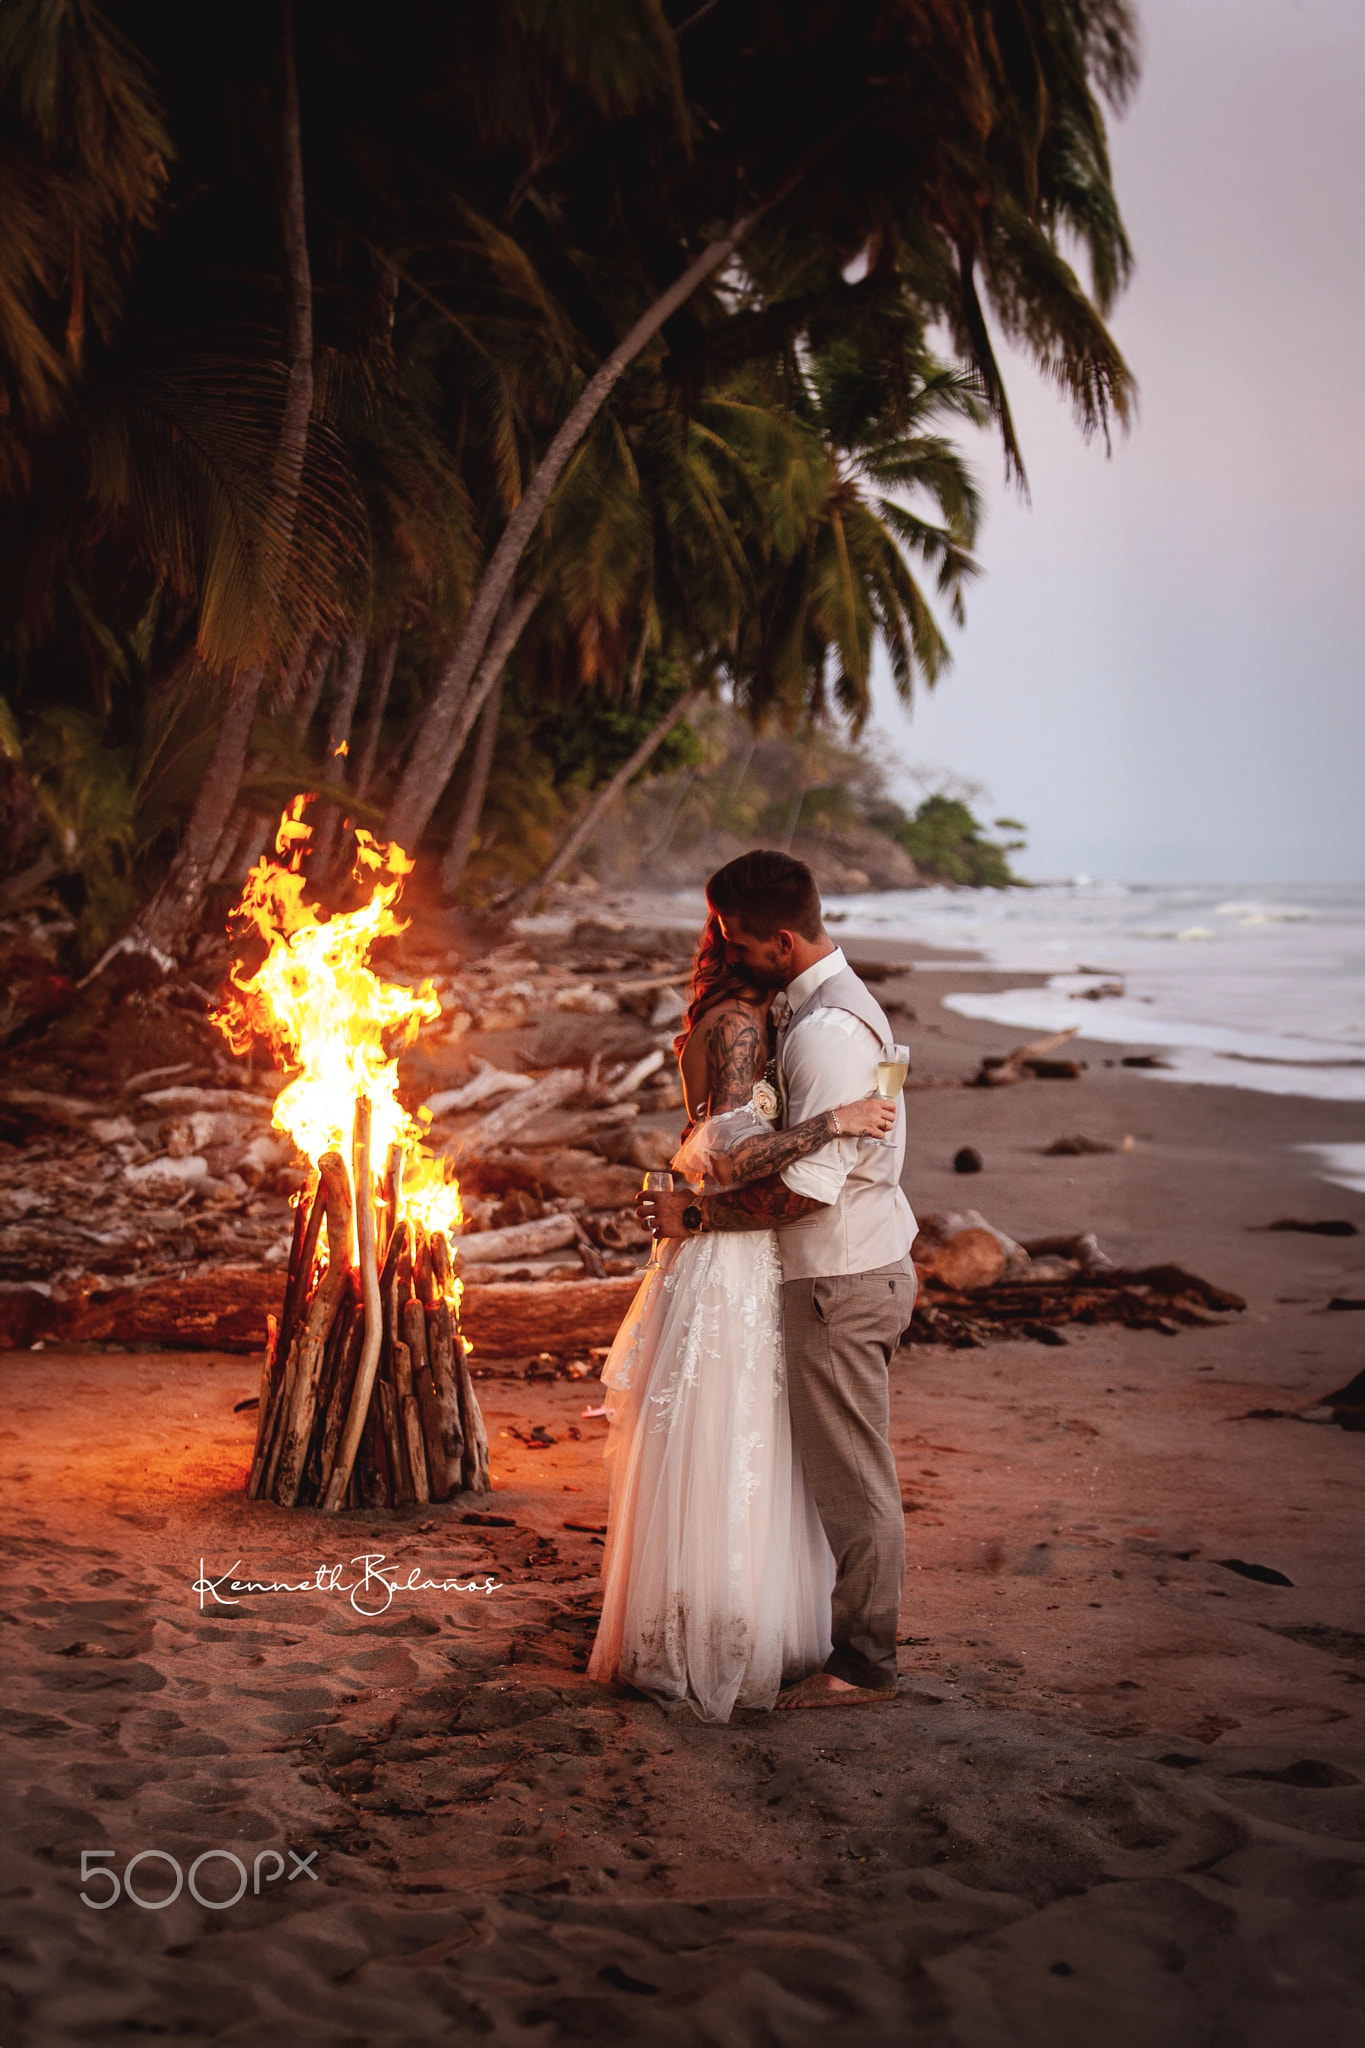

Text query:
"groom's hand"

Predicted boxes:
[[635, 1187, 693, 1239]]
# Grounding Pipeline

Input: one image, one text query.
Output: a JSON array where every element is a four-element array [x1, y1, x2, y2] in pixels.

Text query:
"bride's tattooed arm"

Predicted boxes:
[[703, 1007, 767, 1113]]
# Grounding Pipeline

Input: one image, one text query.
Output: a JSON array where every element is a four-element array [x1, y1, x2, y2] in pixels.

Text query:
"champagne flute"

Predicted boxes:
[[869, 1043, 910, 1145], [642, 1170, 673, 1264]]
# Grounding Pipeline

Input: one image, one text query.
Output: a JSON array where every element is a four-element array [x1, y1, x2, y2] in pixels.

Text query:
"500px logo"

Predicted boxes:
[[79, 1847, 319, 1910]]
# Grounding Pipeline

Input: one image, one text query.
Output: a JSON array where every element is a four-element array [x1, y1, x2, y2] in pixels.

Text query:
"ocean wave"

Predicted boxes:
[[821, 879, 1365, 1104]]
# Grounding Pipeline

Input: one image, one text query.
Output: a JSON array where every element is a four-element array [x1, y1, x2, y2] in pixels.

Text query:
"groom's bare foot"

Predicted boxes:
[[775, 1673, 897, 1710]]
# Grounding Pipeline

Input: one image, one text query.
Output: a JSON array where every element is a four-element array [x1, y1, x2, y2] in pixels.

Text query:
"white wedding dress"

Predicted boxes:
[[588, 1106, 835, 1723]]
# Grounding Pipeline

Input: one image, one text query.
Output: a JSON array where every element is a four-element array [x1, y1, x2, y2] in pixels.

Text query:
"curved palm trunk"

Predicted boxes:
[[440, 669, 503, 896], [384, 185, 796, 852], [115, 0, 314, 961], [417, 583, 542, 837], [502, 686, 704, 918], [311, 631, 366, 872], [205, 626, 325, 890], [353, 624, 401, 797]]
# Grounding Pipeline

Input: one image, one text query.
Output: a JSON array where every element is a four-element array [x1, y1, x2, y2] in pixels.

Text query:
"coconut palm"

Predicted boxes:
[[383, 0, 1138, 851], [0, 1, 1140, 958], [0, 0, 170, 497], [499, 329, 983, 912]]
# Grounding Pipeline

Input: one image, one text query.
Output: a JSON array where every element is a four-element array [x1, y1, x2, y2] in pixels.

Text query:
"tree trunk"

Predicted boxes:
[[110, 0, 314, 963], [311, 630, 366, 870], [384, 189, 788, 851], [353, 623, 401, 797], [502, 686, 704, 917], [270, 0, 314, 508], [209, 628, 333, 894], [411, 582, 540, 850], [440, 669, 503, 896], [642, 761, 699, 861], [195, 627, 321, 891], [96, 669, 265, 966], [293, 633, 332, 741], [322, 632, 366, 764]]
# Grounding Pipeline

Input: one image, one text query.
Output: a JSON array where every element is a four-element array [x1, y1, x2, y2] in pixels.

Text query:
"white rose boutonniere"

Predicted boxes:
[[751, 1079, 780, 1121]]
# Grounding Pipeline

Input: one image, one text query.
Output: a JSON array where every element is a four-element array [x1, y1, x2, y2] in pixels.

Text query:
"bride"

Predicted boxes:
[[587, 914, 896, 1723]]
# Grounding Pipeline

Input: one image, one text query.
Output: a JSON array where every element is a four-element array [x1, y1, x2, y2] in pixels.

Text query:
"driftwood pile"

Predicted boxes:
[[0, 914, 1253, 1371], [249, 1133, 490, 1511], [0, 920, 697, 1356], [909, 1211, 1245, 1348]]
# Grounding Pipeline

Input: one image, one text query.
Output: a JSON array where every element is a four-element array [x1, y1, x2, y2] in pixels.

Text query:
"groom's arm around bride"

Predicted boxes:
[[646, 850, 918, 1705]]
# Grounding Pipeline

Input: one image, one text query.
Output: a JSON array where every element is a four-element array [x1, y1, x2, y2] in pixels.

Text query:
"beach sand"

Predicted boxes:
[[2, 965, 1363, 2046]]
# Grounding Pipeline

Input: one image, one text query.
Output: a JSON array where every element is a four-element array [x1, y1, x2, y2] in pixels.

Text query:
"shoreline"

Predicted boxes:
[[585, 882, 1365, 1129]]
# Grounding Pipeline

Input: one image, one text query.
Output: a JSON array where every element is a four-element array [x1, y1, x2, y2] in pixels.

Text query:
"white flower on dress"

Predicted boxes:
[[751, 1079, 780, 1121]]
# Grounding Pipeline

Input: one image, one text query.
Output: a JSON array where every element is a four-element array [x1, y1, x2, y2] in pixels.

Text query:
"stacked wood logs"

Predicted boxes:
[[247, 1110, 489, 1510]]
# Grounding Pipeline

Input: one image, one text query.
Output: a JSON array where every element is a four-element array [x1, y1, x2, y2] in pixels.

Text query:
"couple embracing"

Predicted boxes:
[[587, 849, 918, 1723]]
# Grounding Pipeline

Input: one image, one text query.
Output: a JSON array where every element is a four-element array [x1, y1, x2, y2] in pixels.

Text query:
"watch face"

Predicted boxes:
[[683, 1205, 702, 1232]]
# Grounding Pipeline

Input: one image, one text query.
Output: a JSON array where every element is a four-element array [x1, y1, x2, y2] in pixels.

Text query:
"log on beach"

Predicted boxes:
[[0, 1269, 289, 1352], [457, 1275, 642, 1356], [0, 1269, 646, 1356]]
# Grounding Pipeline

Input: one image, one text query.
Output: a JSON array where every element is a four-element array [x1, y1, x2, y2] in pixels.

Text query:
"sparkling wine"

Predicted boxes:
[[876, 1051, 910, 1099]]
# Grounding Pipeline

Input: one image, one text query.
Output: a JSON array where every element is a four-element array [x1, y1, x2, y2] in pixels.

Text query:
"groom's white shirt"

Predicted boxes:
[[777, 947, 916, 1278]]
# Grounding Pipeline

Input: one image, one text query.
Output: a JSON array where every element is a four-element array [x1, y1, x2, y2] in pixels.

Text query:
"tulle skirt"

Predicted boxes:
[[587, 1229, 835, 1724]]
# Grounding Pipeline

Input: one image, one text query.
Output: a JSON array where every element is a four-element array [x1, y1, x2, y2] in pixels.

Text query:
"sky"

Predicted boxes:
[[873, 0, 1365, 884]]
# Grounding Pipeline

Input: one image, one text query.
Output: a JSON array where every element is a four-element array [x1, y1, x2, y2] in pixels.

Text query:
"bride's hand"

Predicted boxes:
[[835, 1096, 897, 1138]]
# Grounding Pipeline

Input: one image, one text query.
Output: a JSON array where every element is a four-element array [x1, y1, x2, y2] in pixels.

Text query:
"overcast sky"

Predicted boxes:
[[874, 0, 1364, 884]]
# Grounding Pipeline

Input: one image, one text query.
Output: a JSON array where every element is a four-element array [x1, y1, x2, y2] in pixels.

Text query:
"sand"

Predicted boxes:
[[2, 968, 1362, 2046]]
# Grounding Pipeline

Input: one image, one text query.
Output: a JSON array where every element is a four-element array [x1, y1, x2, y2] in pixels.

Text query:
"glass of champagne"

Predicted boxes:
[[642, 1170, 673, 1263], [870, 1044, 910, 1144]]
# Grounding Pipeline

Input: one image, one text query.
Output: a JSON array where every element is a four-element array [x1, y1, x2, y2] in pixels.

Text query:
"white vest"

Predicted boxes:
[[775, 964, 916, 1280]]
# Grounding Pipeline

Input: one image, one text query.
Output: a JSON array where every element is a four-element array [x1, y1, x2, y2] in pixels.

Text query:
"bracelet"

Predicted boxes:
[[830, 1108, 841, 1137]]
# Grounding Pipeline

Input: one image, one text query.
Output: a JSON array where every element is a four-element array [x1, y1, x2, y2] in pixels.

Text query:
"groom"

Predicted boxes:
[[644, 849, 917, 1706]]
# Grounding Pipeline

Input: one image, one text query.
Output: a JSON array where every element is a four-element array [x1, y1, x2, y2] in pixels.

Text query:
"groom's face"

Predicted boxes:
[[717, 913, 794, 991]]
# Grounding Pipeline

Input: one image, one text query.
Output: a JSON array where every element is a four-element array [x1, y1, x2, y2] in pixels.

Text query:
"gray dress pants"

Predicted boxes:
[[781, 1257, 916, 1691]]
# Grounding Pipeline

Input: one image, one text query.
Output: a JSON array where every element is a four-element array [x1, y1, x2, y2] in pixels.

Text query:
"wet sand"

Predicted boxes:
[[1, 978, 1363, 2046]]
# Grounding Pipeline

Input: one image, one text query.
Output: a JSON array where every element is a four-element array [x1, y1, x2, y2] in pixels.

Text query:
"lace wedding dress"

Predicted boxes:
[[587, 1106, 835, 1723]]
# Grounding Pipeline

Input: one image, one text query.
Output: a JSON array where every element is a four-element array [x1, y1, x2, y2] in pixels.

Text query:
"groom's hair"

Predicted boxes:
[[706, 850, 823, 940]]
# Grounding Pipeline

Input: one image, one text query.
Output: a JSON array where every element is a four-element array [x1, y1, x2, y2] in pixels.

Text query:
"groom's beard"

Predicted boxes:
[[718, 959, 776, 995]]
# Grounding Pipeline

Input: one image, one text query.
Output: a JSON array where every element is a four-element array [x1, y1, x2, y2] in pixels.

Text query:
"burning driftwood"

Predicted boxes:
[[217, 803, 491, 1511], [245, 1108, 489, 1509]]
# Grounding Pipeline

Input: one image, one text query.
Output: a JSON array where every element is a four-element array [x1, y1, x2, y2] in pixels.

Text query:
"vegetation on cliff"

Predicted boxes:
[[504, 705, 1027, 898]]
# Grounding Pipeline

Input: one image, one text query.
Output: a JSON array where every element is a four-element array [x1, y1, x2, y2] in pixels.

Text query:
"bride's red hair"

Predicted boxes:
[[673, 912, 765, 1054]]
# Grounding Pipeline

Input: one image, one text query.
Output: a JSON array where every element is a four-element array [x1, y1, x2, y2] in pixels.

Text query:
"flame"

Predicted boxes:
[[214, 798, 462, 1258]]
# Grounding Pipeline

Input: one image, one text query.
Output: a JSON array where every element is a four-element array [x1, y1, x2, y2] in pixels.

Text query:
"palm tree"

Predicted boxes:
[[382, 0, 1138, 852], [0, 0, 170, 496], [0, 1, 1140, 955], [107, 0, 320, 960], [501, 326, 983, 913], [732, 325, 984, 733]]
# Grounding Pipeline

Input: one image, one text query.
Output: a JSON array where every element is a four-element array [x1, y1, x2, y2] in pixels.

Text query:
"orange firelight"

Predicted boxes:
[[214, 798, 462, 1261]]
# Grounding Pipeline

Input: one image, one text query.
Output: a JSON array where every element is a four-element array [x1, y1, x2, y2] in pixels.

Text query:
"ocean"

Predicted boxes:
[[818, 879, 1365, 1193], [570, 877, 1365, 1192]]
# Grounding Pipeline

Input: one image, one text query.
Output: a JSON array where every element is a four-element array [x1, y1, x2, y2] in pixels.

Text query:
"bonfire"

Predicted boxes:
[[214, 799, 489, 1511]]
